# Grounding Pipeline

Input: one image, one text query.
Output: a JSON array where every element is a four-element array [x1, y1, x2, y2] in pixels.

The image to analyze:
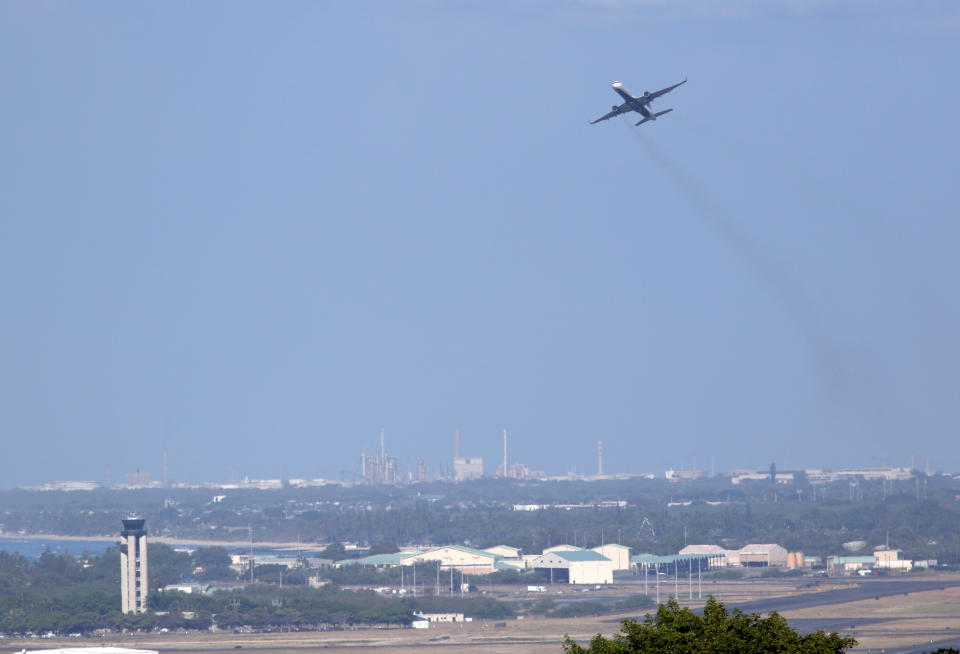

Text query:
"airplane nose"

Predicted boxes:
[[612, 81, 622, 87]]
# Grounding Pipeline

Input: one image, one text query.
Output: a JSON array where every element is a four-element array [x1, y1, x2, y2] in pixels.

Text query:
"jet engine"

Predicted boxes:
[[612, 105, 618, 111]]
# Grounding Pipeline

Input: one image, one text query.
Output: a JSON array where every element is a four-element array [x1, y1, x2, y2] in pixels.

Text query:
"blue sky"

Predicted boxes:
[[2, 1, 958, 487]]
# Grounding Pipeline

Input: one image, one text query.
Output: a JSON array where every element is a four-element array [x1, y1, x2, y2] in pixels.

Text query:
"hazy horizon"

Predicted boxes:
[[2, 2, 959, 488]]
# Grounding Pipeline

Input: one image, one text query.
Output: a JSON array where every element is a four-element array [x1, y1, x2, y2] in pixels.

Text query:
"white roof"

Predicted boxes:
[[740, 543, 784, 554], [593, 543, 630, 550], [679, 544, 726, 555]]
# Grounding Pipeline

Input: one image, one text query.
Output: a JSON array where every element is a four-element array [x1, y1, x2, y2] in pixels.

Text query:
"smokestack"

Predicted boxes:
[[380, 428, 386, 481], [597, 440, 603, 476], [162, 449, 168, 487], [455, 427, 461, 460], [503, 429, 508, 478]]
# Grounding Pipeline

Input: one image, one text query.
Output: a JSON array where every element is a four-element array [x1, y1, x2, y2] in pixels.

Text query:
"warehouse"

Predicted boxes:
[[592, 543, 631, 571], [543, 544, 583, 554], [484, 544, 522, 558], [739, 543, 788, 567], [530, 550, 613, 584], [411, 545, 498, 575], [679, 544, 740, 568], [632, 552, 722, 576], [334, 550, 423, 569]]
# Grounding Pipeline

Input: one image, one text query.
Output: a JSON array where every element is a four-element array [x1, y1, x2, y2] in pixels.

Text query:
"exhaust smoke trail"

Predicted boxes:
[[627, 124, 825, 352], [621, 120, 887, 415]]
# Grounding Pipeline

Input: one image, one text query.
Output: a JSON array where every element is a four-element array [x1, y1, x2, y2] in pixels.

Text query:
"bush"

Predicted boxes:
[[760, 568, 805, 578]]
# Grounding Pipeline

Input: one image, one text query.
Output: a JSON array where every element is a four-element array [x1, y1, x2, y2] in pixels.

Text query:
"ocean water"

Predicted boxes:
[[0, 535, 304, 561], [0, 536, 116, 560]]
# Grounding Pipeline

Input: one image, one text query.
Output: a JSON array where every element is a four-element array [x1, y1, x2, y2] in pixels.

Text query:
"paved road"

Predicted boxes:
[[590, 579, 960, 613], [727, 579, 960, 615], [887, 634, 960, 654], [602, 578, 960, 640]]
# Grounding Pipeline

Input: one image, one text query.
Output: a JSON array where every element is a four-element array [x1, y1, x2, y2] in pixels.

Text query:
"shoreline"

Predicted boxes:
[[0, 532, 328, 551]]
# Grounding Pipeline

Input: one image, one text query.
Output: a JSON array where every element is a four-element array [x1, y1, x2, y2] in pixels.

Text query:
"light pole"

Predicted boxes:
[[674, 560, 678, 599], [656, 562, 660, 604], [698, 557, 702, 600]]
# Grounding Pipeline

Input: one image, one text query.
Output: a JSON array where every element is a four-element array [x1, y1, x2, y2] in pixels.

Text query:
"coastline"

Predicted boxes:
[[0, 532, 327, 551]]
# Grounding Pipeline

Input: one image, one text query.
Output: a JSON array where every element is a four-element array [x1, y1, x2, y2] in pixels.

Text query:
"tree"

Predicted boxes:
[[191, 547, 235, 581], [146, 543, 192, 588], [563, 597, 857, 654], [318, 542, 348, 560]]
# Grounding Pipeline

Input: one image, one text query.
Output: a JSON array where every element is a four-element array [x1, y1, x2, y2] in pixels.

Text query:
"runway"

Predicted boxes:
[[606, 576, 960, 650], [728, 579, 960, 615]]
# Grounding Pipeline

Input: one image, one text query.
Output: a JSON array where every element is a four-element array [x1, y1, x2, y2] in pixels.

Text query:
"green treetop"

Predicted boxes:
[[563, 597, 857, 654]]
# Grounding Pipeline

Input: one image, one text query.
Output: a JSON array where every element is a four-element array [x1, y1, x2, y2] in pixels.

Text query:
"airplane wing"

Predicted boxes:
[[590, 103, 629, 124], [647, 78, 687, 102]]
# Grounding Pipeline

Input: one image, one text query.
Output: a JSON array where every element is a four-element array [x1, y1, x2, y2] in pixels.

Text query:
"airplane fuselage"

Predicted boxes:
[[613, 82, 655, 119], [591, 78, 685, 127]]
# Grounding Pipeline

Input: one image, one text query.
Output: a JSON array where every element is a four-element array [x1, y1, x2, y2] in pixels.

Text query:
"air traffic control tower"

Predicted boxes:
[[120, 518, 148, 613]]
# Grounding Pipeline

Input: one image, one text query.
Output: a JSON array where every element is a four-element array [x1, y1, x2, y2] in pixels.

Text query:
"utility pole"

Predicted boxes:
[[656, 563, 660, 604], [698, 557, 702, 599], [248, 526, 254, 584]]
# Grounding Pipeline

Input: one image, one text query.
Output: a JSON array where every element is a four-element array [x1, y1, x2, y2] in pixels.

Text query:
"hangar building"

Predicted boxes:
[[592, 543, 631, 571], [739, 543, 788, 567], [530, 550, 613, 584]]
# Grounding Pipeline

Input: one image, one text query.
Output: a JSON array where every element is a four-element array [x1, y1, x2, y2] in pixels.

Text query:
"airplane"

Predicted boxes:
[[590, 78, 687, 126]]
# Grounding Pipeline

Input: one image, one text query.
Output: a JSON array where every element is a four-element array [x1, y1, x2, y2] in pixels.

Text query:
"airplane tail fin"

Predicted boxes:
[[636, 108, 673, 126]]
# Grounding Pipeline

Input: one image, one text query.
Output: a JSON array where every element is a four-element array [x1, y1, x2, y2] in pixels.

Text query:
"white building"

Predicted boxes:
[[739, 543, 788, 567], [485, 544, 524, 569], [665, 469, 707, 481], [120, 518, 148, 614], [679, 544, 740, 567], [411, 545, 497, 575], [874, 549, 913, 571], [521, 554, 540, 569], [20, 481, 103, 492], [414, 612, 466, 623], [530, 550, 613, 585], [453, 457, 483, 480], [543, 544, 583, 554], [730, 472, 795, 485], [591, 544, 631, 571], [485, 544, 522, 559]]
